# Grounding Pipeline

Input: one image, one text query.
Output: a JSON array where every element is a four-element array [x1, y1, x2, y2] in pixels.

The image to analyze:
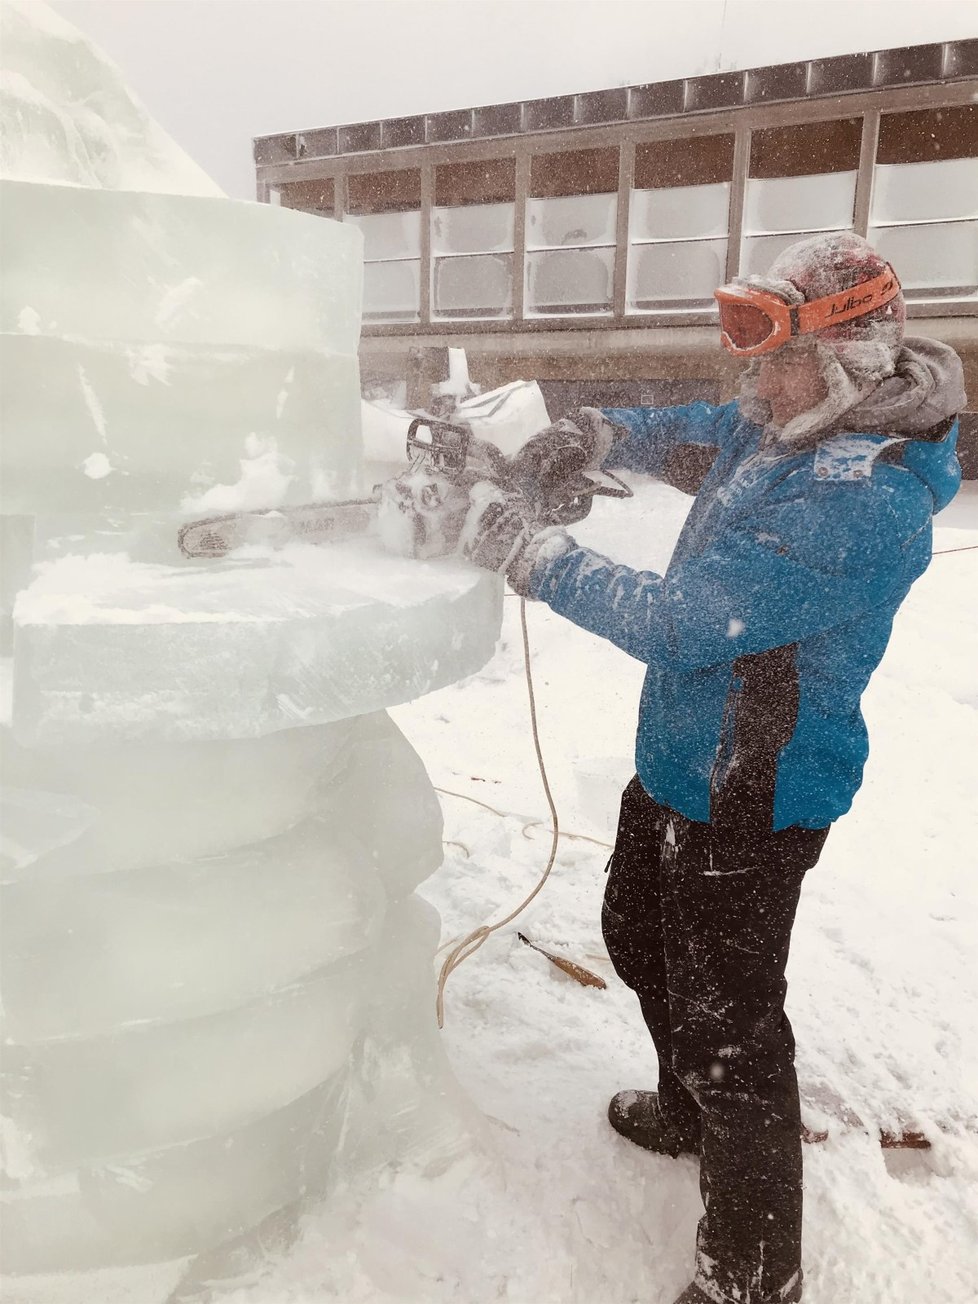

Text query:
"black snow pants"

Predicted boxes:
[[601, 776, 828, 1303]]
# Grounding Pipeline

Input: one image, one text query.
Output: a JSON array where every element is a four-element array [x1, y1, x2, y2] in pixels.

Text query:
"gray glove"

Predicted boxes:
[[458, 483, 533, 575], [572, 407, 628, 465], [506, 526, 576, 598], [458, 483, 575, 597], [508, 409, 626, 502]]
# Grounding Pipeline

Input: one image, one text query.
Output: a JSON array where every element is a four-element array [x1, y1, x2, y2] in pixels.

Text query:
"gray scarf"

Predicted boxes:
[[740, 336, 966, 447]]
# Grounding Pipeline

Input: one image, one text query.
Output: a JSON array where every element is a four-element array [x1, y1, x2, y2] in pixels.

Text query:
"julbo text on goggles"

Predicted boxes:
[[714, 266, 901, 358]]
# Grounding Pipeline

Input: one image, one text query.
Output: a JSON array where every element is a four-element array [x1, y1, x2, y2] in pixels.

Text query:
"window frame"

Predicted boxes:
[[429, 157, 518, 321], [256, 78, 978, 334]]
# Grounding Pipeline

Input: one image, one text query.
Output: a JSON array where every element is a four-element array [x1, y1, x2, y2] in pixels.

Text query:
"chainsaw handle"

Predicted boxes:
[[583, 469, 633, 500], [541, 468, 633, 528], [406, 417, 471, 473]]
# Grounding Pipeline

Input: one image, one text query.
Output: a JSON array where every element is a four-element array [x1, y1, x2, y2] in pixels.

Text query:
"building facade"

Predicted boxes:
[[254, 41, 977, 469]]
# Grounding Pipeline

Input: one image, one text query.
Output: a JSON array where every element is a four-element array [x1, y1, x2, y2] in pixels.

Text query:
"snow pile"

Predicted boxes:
[[222, 476, 978, 1304]]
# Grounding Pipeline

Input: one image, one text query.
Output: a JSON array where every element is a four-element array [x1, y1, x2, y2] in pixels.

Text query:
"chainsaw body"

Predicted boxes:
[[178, 414, 631, 561], [378, 415, 632, 560]]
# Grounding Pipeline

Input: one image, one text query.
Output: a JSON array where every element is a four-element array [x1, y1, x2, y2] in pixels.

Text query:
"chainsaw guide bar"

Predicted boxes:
[[177, 498, 379, 559]]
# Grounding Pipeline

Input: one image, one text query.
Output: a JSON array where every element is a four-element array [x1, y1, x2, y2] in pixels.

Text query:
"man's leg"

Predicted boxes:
[[601, 777, 701, 1147], [661, 816, 827, 1303]]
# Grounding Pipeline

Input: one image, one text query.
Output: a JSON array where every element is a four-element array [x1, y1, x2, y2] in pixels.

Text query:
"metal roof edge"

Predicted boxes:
[[254, 39, 978, 166]]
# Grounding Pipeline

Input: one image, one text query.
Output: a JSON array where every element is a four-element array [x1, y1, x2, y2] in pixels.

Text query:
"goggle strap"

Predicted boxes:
[[795, 266, 901, 335]]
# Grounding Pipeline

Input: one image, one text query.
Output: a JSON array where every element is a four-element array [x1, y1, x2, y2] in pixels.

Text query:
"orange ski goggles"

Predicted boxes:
[[715, 266, 901, 358]]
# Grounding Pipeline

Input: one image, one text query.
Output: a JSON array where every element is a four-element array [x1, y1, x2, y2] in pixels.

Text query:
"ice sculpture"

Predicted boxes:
[[0, 4, 501, 1299]]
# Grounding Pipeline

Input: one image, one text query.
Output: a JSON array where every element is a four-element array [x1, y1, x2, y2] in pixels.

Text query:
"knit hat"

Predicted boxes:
[[736, 232, 907, 444]]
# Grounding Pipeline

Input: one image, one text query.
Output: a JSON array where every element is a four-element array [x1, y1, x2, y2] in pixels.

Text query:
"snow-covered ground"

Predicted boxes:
[[234, 474, 977, 1304]]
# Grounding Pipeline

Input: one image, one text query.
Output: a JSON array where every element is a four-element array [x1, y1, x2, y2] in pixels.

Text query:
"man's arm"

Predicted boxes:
[[529, 475, 932, 669], [599, 401, 738, 492]]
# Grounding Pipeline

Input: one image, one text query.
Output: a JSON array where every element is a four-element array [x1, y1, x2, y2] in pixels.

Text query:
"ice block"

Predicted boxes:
[[1, 2, 499, 1294]]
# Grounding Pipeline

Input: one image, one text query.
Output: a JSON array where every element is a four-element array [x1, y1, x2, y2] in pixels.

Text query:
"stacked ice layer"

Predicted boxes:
[[0, 2, 500, 1295], [1, 712, 474, 1276], [1, 179, 365, 515]]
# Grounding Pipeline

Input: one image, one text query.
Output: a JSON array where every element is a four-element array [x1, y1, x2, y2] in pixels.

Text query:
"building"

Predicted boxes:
[[254, 40, 977, 472]]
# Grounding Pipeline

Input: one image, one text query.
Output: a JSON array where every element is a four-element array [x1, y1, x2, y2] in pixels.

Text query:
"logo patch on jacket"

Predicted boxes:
[[813, 435, 901, 483]]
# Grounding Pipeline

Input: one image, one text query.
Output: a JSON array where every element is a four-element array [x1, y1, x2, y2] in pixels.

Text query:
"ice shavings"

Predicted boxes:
[[180, 434, 295, 514], [13, 552, 282, 625], [76, 363, 107, 442], [276, 364, 296, 419], [126, 342, 171, 385], [16, 305, 41, 333], [155, 275, 203, 328], [310, 465, 347, 500], [15, 543, 495, 623], [727, 617, 745, 638], [81, 451, 112, 479]]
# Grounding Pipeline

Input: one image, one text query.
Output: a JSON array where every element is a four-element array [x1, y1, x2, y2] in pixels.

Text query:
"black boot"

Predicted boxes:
[[607, 1090, 700, 1157]]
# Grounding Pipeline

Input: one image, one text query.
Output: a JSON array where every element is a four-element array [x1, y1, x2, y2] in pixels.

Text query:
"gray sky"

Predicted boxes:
[[54, 0, 978, 199]]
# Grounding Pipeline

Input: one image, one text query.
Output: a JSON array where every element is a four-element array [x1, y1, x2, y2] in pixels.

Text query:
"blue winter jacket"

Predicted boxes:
[[529, 400, 962, 831]]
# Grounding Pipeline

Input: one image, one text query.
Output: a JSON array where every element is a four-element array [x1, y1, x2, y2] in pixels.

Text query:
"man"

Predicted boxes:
[[461, 232, 965, 1304]]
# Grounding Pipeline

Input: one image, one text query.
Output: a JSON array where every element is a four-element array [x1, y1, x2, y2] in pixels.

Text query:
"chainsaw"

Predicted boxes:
[[177, 415, 632, 562]]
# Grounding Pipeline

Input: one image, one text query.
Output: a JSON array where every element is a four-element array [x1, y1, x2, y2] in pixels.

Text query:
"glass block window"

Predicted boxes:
[[742, 119, 860, 279], [362, 261, 421, 321], [872, 222, 977, 297], [746, 120, 860, 230], [739, 231, 818, 279], [870, 106, 978, 300], [526, 246, 615, 313], [432, 158, 515, 319], [526, 148, 619, 315], [630, 239, 728, 303], [346, 170, 422, 322], [628, 134, 733, 311], [275, 178, 335, 216]]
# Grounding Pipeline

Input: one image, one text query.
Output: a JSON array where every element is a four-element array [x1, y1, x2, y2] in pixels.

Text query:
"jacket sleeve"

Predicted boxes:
[[600, 400, 739, 482], [529, 476, 932, 670]]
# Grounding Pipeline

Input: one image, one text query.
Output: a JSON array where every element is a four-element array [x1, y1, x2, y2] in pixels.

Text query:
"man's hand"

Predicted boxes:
[[508, 409, 626, 503], [572, 407, 628, 463], [457, 483, 532, 575], [458, 483, 574, 597]]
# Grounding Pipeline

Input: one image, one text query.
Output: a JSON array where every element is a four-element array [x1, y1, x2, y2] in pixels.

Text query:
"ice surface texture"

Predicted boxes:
[[2, 182, 362, 352], [0, 1, 221, 196], [1, 718, 358, 878], [3, 340, 364, 515], [3, 1075, 349, 1274], [1, 711, 474, 1278], [1, 2, 499, 1292], [11, 542, 502, 745], [1, 181, 365, 515]]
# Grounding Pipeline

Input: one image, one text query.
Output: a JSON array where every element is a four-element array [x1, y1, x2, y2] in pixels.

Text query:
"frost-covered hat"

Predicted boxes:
[[734, 232, 908, 443]]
